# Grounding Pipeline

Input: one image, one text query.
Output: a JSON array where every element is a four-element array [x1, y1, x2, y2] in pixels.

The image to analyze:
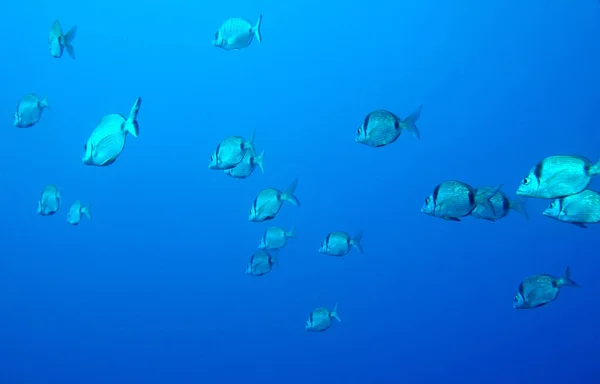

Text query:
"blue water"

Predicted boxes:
[[1, 0, 599, 383]]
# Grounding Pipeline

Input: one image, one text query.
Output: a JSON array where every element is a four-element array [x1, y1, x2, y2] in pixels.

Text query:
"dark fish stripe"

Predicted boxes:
[[325, 233, 332, 248], [432, 184, 441, 208], [518, 282, 525, 296], [502, 196, 510, 213], [533, 161, 544, 182], [393, 119, 400, 131], [362, 114, 371, 137], [215, 143, 222, 165], [467, 188, 475, 206]]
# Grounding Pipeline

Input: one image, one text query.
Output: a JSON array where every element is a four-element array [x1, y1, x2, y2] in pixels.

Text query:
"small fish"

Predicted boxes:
[[224, 148, 264, 179], [208, 132, 255, 171], [543, 189, 600, 228], [517, 155, 600, 199], [48, 20, 77, 59], [318, 231, 363, 257], [471, 186, 529, 221], [83, 97, 141, 166], [67, 200, 91, 225], [249, 178, 300, 222], [13, 94, 51, 128], [355, 105, 422, 148], [246, 250, 278, 276], [259, 225, 296, 251], [37, 185, 61, 216], [513, 267, 580, 309], [305, 303, 341, 332], [213, 14, 263, 50], [421, 180, 500, 221]]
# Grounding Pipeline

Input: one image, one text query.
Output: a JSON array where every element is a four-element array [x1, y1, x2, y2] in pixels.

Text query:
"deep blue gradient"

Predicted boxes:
[[1, 0, 599, 383]]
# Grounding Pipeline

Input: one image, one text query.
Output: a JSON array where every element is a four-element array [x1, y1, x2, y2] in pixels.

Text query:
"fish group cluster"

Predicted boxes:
[[15, 14, 597, 332]]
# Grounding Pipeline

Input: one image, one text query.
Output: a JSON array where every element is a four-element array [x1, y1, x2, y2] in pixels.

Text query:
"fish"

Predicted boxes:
[[471, 186, 529, 221], [421, 180, 501, 221], [318, 231, 363, 257], [516, 155, 600, 199], [224, 148, 264, 179], [67, 200, 91, 225], [213, 14, 263, 50], [355, 105, 422, 148], [305, 303, 341, 332], [37, 185, 61, 216], [208, 132, 255, 171], [249, 178, 300, 222], [246, 250, 278, 276], [543, 189, 600, 228], [13, 94, 51, 128], [258, 225, 296, 251], [83, 97, 141, 166], [48, 20, 77, 59], [513, 267, 580, 309]]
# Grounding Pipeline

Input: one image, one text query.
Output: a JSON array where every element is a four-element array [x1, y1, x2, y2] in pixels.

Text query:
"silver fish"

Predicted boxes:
[[355, 105, 422, 148], [83, 97, 141, 166], [318, 231, 363, 256], [249, 178, 300, 222], [258, 225, 296, 251], [517, 155, 600, 199], [421, 180, 500, 221], [48, 20, 76, 59], [471, 186, 529, 221], [543, 189, 600, 228], [246, 250, 278, 276], [305, 303, 341, 332], [513, 267, 579, 309], [13, 93, 51, 128], [208, 132, 255, 170], [224, 148, 264, 179], [37, 184, 61, 216], [67, 200, 91, 226], [213, 15, 263, 50]]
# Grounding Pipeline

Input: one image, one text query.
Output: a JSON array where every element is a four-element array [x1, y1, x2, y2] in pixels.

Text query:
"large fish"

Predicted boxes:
[[513, 267, 579, 309], [421, 180, 500, 221], [249, 178, 300, 222], [543, 189, 600, 228], [83, 97, 141, 166], [213, 15, 263, 50], [13, 94, 51, 128], [305, 303, 341, 332], [48, 20, 77, 59], [355, 105, 422, 148], [37, 185, 61, 216]]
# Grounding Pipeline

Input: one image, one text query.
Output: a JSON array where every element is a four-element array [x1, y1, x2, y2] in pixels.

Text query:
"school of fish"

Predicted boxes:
[[16, 16, 593, 332]]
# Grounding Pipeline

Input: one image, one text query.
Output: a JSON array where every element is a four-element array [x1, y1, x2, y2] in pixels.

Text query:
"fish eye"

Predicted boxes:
[[425, 196, 431, 204], [522, 177, 530, 185], [356, 127, 361, 135], [214, 32, 219, 39]]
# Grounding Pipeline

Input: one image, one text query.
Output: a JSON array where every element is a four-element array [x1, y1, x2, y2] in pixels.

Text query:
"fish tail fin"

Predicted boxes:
[[559, 266, 580, 288], [402, 104, 423, 139], [510, 197, 529, 220], [287, 224, 296, 239], [254, 150, 265, 174], [589, 160, 600, 176], [64, 25, 77, 59], [245, 130, 256, 153], [282, 178, 300, 206], [124, 97, 141, 137], [351, 230, 364, 254], [253, 14, 263, 43], [81, 204, 92, 220], [331, 302, 341, 322], [40, 96, 51, 111]]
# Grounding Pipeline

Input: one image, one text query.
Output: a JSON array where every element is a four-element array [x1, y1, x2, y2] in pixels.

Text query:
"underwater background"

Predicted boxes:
[[1, 0, 599, 383]]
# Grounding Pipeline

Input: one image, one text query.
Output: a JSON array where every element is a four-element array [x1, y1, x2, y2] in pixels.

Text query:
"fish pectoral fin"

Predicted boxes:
[[572, 222, 588, 228], [445, 217, 461, 222]]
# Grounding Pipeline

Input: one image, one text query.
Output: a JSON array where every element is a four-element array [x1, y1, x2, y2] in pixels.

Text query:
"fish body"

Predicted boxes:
[[14, 94, 51, 128], [83, 97, 141, 166], [421, 180, 500, 221], [67, 200, 91, 225], [246, 250, 278, 276], [543, 189, 600, 228], [318, 231, 363, 256], [209, 132, 255, 170], [224, 148, 264, 179], [213, 15, 263, 50], [249, 178, 300, 222], [305, 303, 341, 332], [471, 186, 529, 221], [517, 155, 600, 199], [37, 184, 61, 216], [355, 105, 422, 148], [259, 225, 296, 250], [514, 267, 579, 309], [48, 20, 77, 59]]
